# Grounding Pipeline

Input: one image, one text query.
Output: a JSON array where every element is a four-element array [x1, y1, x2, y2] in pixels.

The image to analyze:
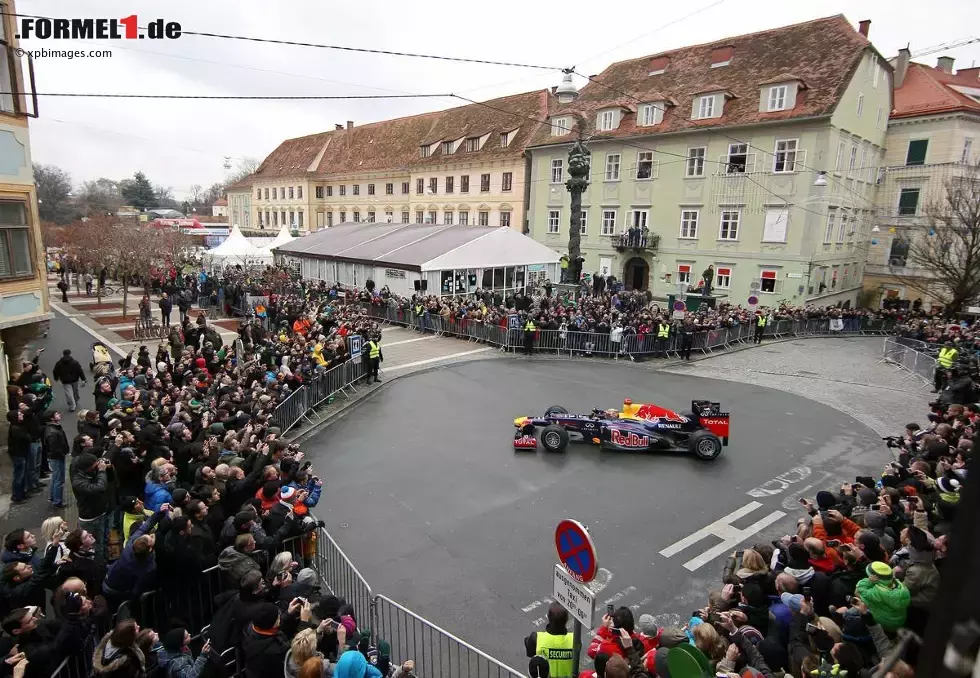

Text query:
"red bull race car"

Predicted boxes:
[[513, 399, 729, 460]]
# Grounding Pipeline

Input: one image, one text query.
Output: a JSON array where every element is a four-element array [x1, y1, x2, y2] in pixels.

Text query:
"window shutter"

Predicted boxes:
[[761, 270, 777, 279], [678, 265, 691, 273], [717, 267, 731, 276], [762, 208, 788, 242]]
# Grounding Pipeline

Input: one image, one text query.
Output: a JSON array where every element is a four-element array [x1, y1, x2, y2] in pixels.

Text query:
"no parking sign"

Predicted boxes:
[[555, 519, 598, 583]]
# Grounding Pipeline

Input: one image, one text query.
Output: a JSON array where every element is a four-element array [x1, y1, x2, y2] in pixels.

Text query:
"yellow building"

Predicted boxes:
[[1, 0, 51, 419], [227, 91, 549, 234]]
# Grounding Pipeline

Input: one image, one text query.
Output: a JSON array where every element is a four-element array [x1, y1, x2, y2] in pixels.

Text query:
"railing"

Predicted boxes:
[[269, 360, 367, 434], [881, 338, 938, 386]]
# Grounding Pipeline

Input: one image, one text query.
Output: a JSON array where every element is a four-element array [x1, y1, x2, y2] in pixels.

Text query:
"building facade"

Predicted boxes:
[[526, 16, 891, 307], [1, 0, 51, 421], [863, 53, 980, 310]]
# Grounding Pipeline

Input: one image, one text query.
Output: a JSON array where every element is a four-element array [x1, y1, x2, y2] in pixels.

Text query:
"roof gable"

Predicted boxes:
[[892, 62, 980, 118]]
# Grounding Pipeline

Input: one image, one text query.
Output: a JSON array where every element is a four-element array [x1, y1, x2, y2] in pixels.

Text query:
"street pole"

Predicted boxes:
[[572, 619, 583, 678], [566, 139, 590, 294]]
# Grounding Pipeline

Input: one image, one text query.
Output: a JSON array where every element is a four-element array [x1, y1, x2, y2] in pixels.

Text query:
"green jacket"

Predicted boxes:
[[856, 577, 911, 631]]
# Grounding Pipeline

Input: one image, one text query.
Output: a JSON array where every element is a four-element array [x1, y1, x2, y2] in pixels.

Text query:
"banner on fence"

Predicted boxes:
[[349, 334, 362, 358]]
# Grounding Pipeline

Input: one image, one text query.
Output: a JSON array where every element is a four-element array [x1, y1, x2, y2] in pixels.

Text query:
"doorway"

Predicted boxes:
[[624, 257, 649, 290]]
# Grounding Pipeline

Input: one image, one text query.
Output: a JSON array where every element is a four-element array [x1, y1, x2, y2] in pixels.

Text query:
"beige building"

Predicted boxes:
[[1, 0, 51, 421], [228, 91, 548, 235], [863, 53, 980, 310]]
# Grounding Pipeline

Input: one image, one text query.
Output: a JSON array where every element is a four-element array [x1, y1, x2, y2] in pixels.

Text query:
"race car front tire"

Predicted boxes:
[[689, 430, 723, 461], [540, 424, 570, 453], [544, 405, 569, 417]]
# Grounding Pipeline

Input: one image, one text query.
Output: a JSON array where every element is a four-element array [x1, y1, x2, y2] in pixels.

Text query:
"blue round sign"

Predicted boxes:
[[672, 300, 686, 312], [747, 295, 759, 305], [555, 519, 598, 583]]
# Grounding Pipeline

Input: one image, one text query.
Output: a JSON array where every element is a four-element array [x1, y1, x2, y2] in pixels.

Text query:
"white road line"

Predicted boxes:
[[383, 347, 493, 372], [659, 501, 786, 572], [52, 304, 126, 357], [382, 336, 434, 348]]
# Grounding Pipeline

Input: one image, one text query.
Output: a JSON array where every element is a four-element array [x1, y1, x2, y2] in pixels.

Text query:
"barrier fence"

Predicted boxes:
[[882, 338, 938, 386], [269, 359, 368, 434]]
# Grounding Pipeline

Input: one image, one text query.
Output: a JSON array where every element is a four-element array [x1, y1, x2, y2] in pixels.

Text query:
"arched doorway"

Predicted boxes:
[[623, 257, 649, 290]]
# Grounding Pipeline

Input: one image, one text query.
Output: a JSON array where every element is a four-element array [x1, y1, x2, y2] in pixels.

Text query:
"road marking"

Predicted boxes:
[[383, 336, 434, 348], [383, 347, 493, 372], [659, 501, 786, 571], [52, 304, 126, 357], [747, 466, 811, 498]]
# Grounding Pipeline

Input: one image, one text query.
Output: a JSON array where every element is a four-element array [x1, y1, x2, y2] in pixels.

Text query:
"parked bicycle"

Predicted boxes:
[[133, 318, 169, 341]]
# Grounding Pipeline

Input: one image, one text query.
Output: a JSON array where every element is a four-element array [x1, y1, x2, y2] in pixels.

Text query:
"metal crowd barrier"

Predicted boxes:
[[881, 338, 936, 386], [311, 527, 374, 632], [269, 359, 369, 434], [270, 386, 310, 433]]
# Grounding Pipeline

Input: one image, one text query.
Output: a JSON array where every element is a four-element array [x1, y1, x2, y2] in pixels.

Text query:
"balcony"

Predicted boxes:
[[615, 231, 660, 252]]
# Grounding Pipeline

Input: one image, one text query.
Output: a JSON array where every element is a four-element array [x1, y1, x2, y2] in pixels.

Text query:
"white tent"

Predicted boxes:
[[266, 225, 295, 249], [208, 225, 272, 265]]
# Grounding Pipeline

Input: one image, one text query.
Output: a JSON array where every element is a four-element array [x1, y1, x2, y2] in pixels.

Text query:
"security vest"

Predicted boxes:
[[524, 320, 536, 332], [938, 347, 958, 368], [367, 341, 380, 359], [657, 323, 670, 338], [757, 315, 767, 327], [535, 632, 574, 678], [414, 304, 423, 316]]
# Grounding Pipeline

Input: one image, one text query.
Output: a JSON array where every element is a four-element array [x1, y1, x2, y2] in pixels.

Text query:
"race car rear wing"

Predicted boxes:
[[692, 400, 730, 445]]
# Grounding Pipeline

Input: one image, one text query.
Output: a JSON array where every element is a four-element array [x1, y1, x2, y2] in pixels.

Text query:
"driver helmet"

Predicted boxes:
[[624, 398, 632, 406]]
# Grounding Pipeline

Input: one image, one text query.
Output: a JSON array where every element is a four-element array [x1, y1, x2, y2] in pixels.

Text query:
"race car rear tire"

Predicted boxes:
[[544, 405, 569, 417], [689, 430, 723, 461], [540, 425, 570, 453]]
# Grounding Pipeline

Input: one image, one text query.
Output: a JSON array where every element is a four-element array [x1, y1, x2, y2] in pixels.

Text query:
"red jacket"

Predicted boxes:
[[809, 548, 843, 574], [586, 625, 636, 660]]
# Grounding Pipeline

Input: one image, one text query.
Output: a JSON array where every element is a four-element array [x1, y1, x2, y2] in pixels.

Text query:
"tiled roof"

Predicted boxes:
[[892, 62, 980, 119], [213, 198, 228, 206], [225, 174, 255, 191], [527, 15, 871, 147], [252, 90, 550, 181]]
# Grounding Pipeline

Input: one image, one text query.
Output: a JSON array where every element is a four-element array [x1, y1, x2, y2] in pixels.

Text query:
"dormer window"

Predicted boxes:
[[552, 117, 571, 136], [597, 109, 618, 131], [648, 56, 669, 76], [500, 128, 518, 147], [767, 86, 787, 111], [639, 103, 665, 126], [420, 144, 432, 158], [759, 78, 803, 113], [696, 95, 715, 119], [442, 141, 454, 155], [466, 137, 481, 152], [710, 46, 734, 68]]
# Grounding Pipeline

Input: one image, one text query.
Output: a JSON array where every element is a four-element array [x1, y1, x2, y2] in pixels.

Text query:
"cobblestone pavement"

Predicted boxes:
[[662, 336, 932, 435]]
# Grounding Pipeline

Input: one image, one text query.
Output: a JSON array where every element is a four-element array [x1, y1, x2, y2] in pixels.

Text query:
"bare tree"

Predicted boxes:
[[895, 161, 980, 314]]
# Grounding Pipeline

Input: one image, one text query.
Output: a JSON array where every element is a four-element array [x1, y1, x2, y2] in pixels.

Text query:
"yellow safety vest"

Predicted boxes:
[[938, 347, 958, 368], [535, 632, 574, 678], [524, 321, 536, 332], [657, 323, 670, 338], [367, 341, 380, 359], [414, 304, 423, 315], [757, 316, 767, 327]]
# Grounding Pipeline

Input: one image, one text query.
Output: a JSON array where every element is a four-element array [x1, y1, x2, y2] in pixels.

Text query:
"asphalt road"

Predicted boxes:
[[306, 358, 888, 670]]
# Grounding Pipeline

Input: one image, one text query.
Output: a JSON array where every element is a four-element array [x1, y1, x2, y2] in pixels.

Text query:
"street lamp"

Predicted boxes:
[[813, 171, 828, 187]]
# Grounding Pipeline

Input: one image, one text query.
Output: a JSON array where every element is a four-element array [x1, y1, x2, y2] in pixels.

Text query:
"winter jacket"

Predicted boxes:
[[56, 549, 106, 597], [812, 515, 861, 545], [4, 419, 31, 458], [240, 625, 291, 678], [333, 651, 382, 678], [144, 480, 174, 512], [586, 624, 638, 660], [855, 576, 911, 632], [286, 479, 323, 507], [0, 542, 58, 613], [157, 648, 207, 678], [52, 356, 85, 383], [43, 422, 70, 461], [92, 632, 146, 678], [218, 546, 260, 585], [902, 551, 941, 609], [70, 465, 109, 519], [103, 512, 162, 598]]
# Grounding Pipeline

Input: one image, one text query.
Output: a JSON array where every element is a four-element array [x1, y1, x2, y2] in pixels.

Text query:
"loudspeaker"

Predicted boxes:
[[421, 280, 428, 291], [414, 280, 421, 291]]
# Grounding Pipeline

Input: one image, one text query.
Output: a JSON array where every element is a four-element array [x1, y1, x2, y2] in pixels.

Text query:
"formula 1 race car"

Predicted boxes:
[[513, 399, 729, 460]]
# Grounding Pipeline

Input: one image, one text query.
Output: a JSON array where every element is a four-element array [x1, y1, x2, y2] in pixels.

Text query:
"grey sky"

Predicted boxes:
[[18, 0, 980, 199]]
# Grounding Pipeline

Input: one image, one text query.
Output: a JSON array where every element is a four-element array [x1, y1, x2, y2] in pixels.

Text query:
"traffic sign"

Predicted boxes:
[[349, 334, 362, 358], [749, 281, 761, 292], [747, 295, 759, 306], [555, 519, 598, 583], [673, 300, 686, 312], [553, 563, 595, 628]]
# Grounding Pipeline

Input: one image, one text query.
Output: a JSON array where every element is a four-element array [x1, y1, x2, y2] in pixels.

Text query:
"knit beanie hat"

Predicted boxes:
[[162, 628, 186, 652], [253, 602, 279, 630], [77, 453, 99, 471], [866, 561, 893, 579], [815, 491, 837, 510]]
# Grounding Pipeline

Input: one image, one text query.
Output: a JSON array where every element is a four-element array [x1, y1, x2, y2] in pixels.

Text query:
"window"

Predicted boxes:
[[500, 212, 511, 228], [677, 264, 692, 284], [551, 159, 564, 184], [686, 148, 706, 177], [773, 139, 799, 173], [444, 211, 453, 225], [680, 209, 699, 238], [876, 107, 883, 130], [856, 93, 864, 117], [367, 184, 375, 195], [578, 211, 587, 235], [339, 211, 346, 223], [401, 182, 409, 194], [339, 185, 346, 196], [636, 151, 654, 179], [837, 210, 847, 243], [466, 137, 481, 152], [898, 188, 920, 216], [264, 211, 270, 225], [725, 143, 748, 174], [768, 85, 787, 111], [273, 212, 278, 226], [445, 176, 454, 194], [298, 211, 305, 228], [906, 139, 928, 166], [849, 145, 858, 172], [289, 210, 295, 226], [0, 202, 32, 279], [401, 211, 410, 223], [696, 95, 715, 119], [601, 210, 617, 236], [384, 210, 393, 222], [427, 211, 437, 224], [256, 189, 261, 200], [604, 154, 621, 181], [264, 188, 269, 200], [715, 267, 732, 289], [385, 183, 393, 195], [502, 172, 513, 192], [963, 138, 974, 163], [442, 141, 454, 155], [315, 186, 324, 199], [762, 208, 788, 242], [281, 210, 286, 225], [831, 267, 839, 289], [460, 175, 470, 193], [835, 141, 846, 172], [760, 270, 778, 293], [597, 110, 616, 131], [415, 210, 424, 223], [327, 185, 333, 197], [824, 210, 836, 244], [480, 174, 491, 192], [719, 210, 740, 240], [288, 187, 294, 199], [500, 131, 513, 147], [873, 60, 880, 88], [428, 178, 437, 194], [630, 210, 648, 230], [459, 211, 469, 225], [478, 211, 489, 226], [548, 210, 561, 234], [416, 178, 424, 195], [552, 117, 570, 136], [639, 103, 664, 126], [367, 211, 376, 222], [352, 185, 360, 196], [353, 210, 360, 223], [327, 212, 334, 227], [420, 144, 431, 158]]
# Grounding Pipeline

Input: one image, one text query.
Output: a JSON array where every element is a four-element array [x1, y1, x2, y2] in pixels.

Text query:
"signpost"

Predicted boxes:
[[553, 519, 598, 677], [672, 299, 687, 321], [349, 334, 362, 359]]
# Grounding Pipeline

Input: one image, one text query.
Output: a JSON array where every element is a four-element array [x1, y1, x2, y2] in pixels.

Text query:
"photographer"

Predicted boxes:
[[69, 453, 110, 564]]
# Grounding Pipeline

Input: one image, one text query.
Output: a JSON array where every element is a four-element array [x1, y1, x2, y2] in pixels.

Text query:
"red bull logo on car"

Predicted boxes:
[[610, 429, 649, 447]]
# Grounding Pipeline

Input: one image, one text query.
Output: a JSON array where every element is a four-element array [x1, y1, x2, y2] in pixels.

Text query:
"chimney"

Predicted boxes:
[[347, 120, 354, 130], [335, 124, 343, 131], [858, 20, 871, 37], [937, 56, 954, 74], [894, 47, 911, 88]]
